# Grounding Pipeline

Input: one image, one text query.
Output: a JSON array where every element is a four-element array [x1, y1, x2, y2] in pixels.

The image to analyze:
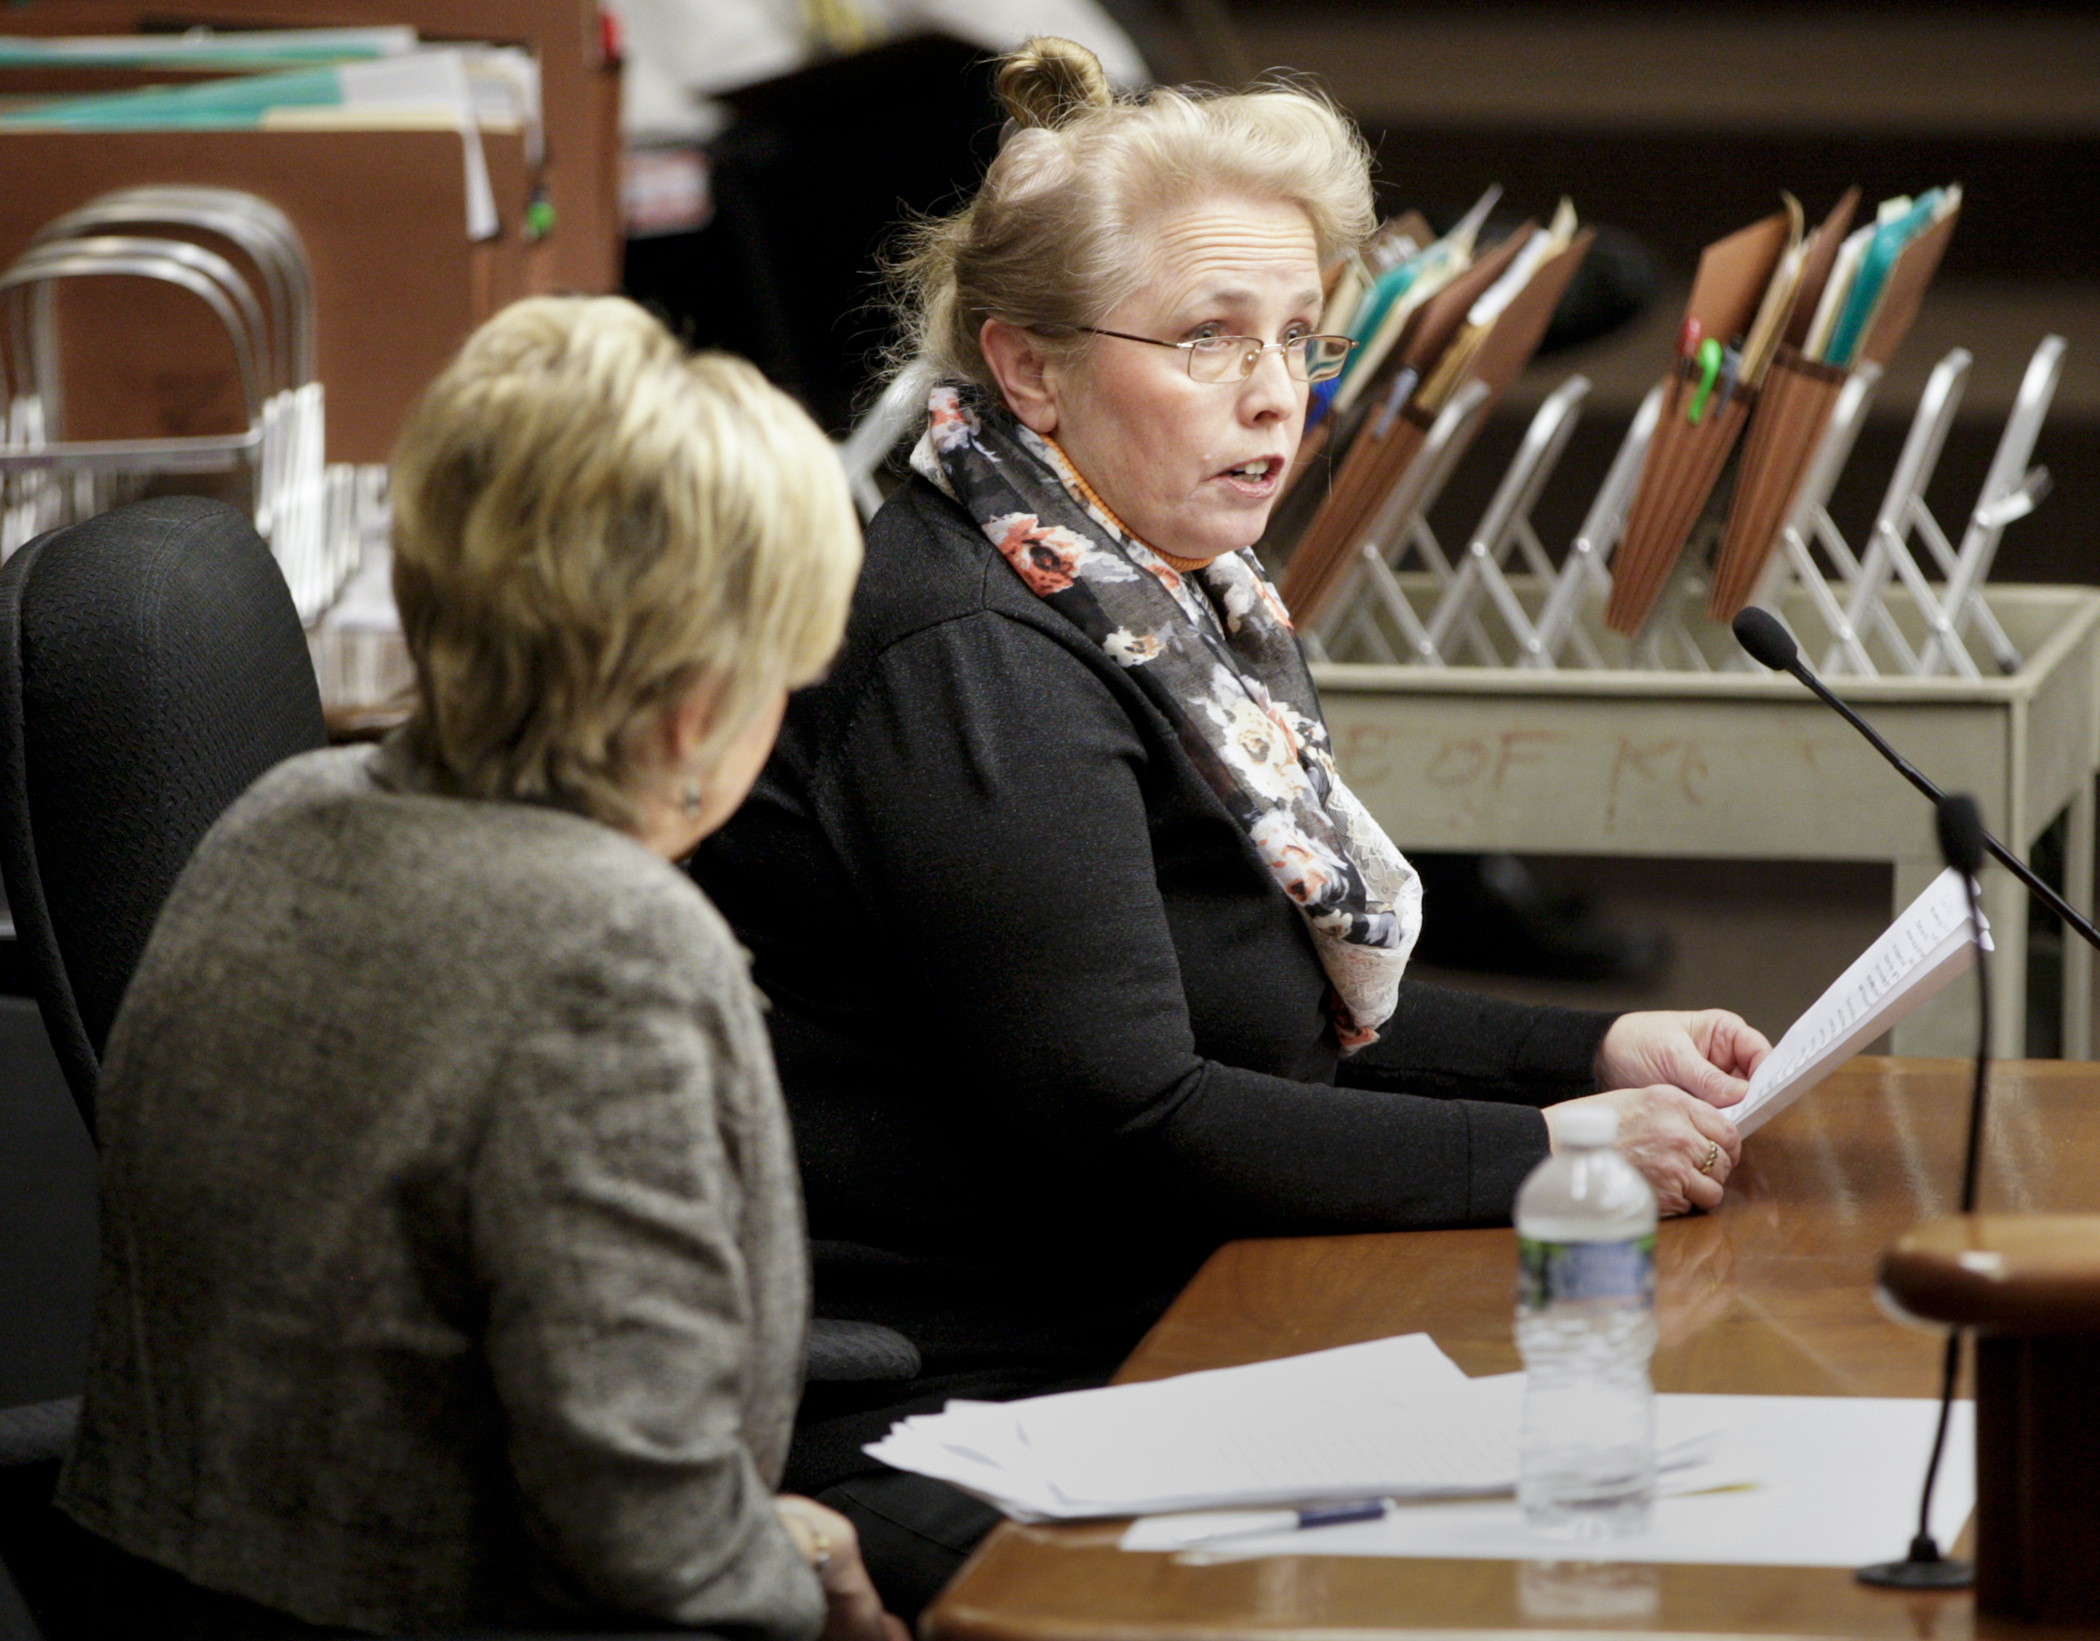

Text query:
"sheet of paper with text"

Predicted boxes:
[[1732, 866, 1988, 1136]]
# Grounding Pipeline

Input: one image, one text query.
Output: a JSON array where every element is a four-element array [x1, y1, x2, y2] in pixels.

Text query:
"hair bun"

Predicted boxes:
[[996, 36, 1112, 131]]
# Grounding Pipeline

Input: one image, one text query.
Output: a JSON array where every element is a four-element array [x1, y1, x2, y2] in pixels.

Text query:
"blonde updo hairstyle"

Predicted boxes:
[[897, 37, 1376, 390], [390, 295, 861, 832]]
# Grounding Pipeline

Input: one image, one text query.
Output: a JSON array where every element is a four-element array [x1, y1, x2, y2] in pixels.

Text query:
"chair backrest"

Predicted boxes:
[[0, 496, 328, 1134]]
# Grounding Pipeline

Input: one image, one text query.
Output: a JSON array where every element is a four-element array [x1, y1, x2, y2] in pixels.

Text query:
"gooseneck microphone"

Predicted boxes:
[[1857, 791, 1990, 1593], [1732, 607, 2100, 956]]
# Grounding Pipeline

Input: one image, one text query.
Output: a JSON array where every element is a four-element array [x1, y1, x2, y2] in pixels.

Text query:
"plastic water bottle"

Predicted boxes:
[[1514, 1104, 1658, 1540]]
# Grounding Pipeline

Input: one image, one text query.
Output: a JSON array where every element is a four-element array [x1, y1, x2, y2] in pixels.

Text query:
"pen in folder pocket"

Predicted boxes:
[[1689, 338, 1725, 423]]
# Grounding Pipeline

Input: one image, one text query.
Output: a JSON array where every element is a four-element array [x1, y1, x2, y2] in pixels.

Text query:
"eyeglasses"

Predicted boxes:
[[1078, 326, 1357, 385]]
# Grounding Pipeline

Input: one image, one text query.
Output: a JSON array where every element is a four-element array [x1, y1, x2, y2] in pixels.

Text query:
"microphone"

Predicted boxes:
[[1857, 790, 1990, 1593], [1732, 608, 2100, 956]]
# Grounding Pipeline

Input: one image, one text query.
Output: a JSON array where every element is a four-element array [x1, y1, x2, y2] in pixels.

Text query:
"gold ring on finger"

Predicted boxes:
[[1697, 1139, 1720, 1174]]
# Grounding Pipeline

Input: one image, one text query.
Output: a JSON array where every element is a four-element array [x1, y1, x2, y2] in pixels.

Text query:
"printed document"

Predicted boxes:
[[1730, 866, 1988, 1136]]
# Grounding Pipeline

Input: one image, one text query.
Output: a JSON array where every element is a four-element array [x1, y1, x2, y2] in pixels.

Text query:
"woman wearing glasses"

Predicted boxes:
[[694, 38, 1765, 1614]]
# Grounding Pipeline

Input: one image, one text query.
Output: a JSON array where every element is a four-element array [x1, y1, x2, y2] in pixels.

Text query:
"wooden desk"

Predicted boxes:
[[926, 1057, 2100, 1641]]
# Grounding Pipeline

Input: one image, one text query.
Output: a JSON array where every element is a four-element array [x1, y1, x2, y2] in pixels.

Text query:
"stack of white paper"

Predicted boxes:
[[867, 1334, 1720, 1523], [867, 1335, 1519, 1521], [1731, 865, 1990, 1136]]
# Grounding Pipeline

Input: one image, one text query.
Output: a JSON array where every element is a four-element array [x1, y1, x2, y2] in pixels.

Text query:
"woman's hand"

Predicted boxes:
[[1544, 1086, 1740, 1216], [775, 1496, 911, 1641], [1595, 1010, 1771, 1110]]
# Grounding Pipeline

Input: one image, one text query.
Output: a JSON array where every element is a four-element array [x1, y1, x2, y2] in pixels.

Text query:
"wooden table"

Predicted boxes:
[[925, 1058, 2100, 1641]]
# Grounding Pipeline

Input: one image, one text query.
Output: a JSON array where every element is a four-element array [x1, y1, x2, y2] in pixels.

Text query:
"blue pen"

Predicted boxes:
[[1367, 367, 1420, 442], [1715, 340, 1743, 411], [1174, 1497, 1394, 1548]]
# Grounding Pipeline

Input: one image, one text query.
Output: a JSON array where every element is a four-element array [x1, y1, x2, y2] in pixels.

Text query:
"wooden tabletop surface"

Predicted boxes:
[[924, 1057, 2100, 1641]]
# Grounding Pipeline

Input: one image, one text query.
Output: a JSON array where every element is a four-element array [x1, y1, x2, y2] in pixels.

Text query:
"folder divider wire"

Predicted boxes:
[[1837, 350, 1978, 675], [1310, 379, 1492, 664], [1913, 336, 2063, 674], [1814, 338, 2059, 679], [1523, 381, 1664, 668], [1417, 375, 1596, 667]]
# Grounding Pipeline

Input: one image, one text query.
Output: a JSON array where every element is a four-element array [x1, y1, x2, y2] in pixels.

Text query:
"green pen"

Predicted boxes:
[[1688, 337, 1724, 424]]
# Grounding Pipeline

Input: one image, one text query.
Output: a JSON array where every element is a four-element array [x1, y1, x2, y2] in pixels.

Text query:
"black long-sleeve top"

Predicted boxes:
[[696, 477, 1616, 1387]]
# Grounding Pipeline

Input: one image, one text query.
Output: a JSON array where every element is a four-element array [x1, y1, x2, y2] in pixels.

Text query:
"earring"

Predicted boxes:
[[680, 781, 703, 817]]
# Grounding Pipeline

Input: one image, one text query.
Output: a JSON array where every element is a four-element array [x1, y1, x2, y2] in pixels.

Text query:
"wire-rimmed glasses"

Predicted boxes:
[[1078, 326, 1356, 384]]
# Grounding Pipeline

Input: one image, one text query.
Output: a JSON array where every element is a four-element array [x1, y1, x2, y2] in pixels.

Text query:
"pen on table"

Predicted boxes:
[[1167, 1498, 1396, 1548], [1164, 1465, 1751, 1551]]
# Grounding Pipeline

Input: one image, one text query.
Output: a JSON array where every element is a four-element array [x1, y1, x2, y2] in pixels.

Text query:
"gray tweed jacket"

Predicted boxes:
[[56, 739, 824, 1639]]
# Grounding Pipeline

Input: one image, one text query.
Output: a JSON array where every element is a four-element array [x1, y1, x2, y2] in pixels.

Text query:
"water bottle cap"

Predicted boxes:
[[1555, 1105, 1619, 1148]]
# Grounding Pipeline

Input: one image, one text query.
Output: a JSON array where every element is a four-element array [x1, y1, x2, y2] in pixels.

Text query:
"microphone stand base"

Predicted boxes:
[[1856, 1556, 1974, 1590]]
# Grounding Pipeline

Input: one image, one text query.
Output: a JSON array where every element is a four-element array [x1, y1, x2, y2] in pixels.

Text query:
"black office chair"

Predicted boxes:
[[0, 494, 329, 1137], [0, 499, 303, 1633]]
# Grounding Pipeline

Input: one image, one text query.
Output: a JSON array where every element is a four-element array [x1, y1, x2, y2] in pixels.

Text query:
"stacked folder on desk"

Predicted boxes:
[[1605, 184, 1961, 637], [0, 20, 560, 462], [0, 44, 543, 241], [1274, 191, 1594, 624]]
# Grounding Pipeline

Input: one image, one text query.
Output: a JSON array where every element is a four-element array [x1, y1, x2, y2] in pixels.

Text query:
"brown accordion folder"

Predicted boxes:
[[1603, 209, 1796, 637], [1454, 229, 1595, 402], [1706, 188, 1862, 620], [1855, 202, 1960, 369], [1707, 195, 1959, 620], [1279, 224, 1535, 623]]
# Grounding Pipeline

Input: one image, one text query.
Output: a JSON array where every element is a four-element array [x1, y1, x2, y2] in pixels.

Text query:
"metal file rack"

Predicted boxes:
[[1302, 377, 1496, 665], [1807, 339, 2062, 678], [0, 186, 381, 622], [1309, 336, 2067, 679]]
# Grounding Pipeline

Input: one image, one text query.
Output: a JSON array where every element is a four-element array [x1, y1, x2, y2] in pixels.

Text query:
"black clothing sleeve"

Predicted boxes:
[[802, 607, 1603, 1240]]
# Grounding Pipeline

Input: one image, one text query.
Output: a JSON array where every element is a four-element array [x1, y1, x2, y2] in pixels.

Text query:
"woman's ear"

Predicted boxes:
[[979, 319, 1061, 436], [662, 681, 719, 768]]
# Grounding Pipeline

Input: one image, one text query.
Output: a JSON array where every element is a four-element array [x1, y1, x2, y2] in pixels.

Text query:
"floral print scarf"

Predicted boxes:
[[911, 381, 1421, 1050]]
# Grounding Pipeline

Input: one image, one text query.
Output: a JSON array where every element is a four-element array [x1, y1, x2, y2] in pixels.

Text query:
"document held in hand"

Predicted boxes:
[[1731, 866, 1989, 1136]]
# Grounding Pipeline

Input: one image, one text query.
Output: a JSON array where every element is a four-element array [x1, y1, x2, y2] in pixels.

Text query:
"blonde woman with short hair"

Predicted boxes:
[[57, 297, 905, 1641], [695, 41, 1768, 1612]]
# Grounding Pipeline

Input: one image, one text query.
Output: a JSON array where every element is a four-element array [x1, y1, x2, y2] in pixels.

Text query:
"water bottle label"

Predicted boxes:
[[1518, 1235, 1656, 1310]]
